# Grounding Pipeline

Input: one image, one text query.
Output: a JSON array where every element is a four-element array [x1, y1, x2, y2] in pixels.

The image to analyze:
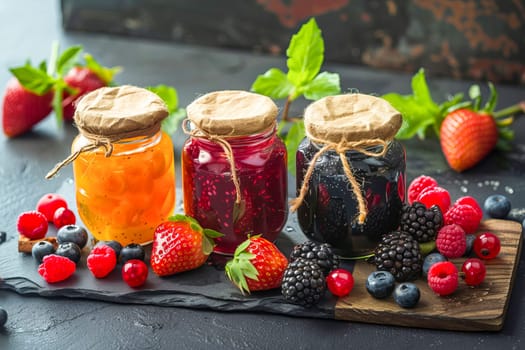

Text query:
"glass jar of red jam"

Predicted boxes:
[[293, 94, 406, 258], [182, 90, 287, 255], [47, 85, 175, 246]]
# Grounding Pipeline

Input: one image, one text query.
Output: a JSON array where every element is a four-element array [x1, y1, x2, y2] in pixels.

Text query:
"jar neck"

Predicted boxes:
[[74, 131, 163, 154], [192, 126, 276, 149]]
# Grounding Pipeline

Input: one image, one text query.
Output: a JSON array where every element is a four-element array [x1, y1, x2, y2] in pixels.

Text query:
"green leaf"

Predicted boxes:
[[56, 45, 82, 75], [84, 53, 122, 84], [469, 84, 482, 111], [9, 64, 55, 95], [148, 85, 185, 135], [482, 82, 498, 113], [251, 68, 294, 99], [280, 120, 305, 176], [286, 18, 324, 87], [203, 228, 224, 239], [411, 68, 436, 106], [302, 71, 340, 100]]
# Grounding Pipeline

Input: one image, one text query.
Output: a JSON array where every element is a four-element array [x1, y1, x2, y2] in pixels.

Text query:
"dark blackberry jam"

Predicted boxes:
[[296, 139, 406, 258]]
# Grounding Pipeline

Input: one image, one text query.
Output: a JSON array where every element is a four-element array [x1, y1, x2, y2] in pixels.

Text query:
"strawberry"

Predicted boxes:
[[225, 235, 288, 295], [150, 214, 223, 277], [2, 77, 53, 137]]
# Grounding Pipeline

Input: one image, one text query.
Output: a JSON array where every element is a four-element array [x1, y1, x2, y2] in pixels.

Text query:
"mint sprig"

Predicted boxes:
[[147, 84, 186, 135]]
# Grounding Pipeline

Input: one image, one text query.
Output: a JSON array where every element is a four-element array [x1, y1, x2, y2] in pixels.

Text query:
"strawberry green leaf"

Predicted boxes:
[[203, 228, 224, 238], [483, 82, 498, 113], [286, 18, 324, 87], [168, 214, 202, 232], [9, 64, 55, 95], [302, 71, 340, 100], [469, 85, 482, 111], [84, 53, 122, 84], [251, 68, 294, 99], [38, 60, 47, 73], [225, 239, 259, 295], [56, 45, 82, 76]]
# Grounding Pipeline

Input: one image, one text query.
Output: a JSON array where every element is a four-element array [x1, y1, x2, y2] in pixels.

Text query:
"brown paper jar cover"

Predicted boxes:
[[186, 90, 278, 136], [74, 85, 169, 138], [304, 93, 402, 143]]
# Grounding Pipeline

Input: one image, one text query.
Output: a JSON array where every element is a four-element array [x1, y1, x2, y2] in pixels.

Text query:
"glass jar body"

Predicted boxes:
[[72, 131, 175, 246], [296, 138, 406, 258], [182, 128, 288, 255]]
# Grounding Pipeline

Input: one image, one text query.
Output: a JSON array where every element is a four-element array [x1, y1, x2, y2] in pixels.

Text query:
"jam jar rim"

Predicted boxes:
[[186, 123, 279, 149], [73, 130, 164, 156]]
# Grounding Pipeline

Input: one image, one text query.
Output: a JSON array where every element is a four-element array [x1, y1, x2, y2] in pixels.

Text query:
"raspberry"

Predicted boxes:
[[417, 186, 451, 216], [407, 175, 438, 204], [38, 254, 76, 283], [17, 210, 48, 239], [455, 196, 483, 221], [444, 203, 481, 233], [427, 261, 458, 296], [87, 245, 117, 278], [436, 224, 466, 258]]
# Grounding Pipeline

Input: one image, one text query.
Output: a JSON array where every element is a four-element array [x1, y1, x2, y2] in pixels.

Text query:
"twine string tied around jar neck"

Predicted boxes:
[[290, 134, 389, 224]]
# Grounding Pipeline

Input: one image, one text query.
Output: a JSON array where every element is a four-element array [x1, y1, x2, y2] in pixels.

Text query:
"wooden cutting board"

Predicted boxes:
[[335, 219, 523, 331]]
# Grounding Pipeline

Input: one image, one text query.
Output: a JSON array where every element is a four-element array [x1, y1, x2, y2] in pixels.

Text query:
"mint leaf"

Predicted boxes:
[[9, 64, 55, 95], [302, 71, 340, 100], [286, 18, 324, 87], [56, 45, 82, 75], [84, 53, 122, 84], [148, 84, 186, 135], [251, 68, 294, 99]]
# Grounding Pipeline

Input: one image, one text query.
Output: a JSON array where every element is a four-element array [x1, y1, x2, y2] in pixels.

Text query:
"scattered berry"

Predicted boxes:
[[400, 202, 443, 242], [455, 196, 483, 222], [473, 232, 501, 260], [507, 207, 525, 223], [444, 203, 481, 234], [17, 211, 48, 239], [36, 193, 68, 222], [417, 186, 451, 215], [484, 195, 511, 219], [393, 283, 420, 308], [55, 242, 82, 264], [0, 307, 7, 327], [281, 258, 326, 307], [38, 254, 76, 283], [0, 231, 7, 244], [464, 234, 476, 256], [289, 240, 340, 276], [407, 175, 438, 204], [436, 224, 466, 259], [461, 258, 486, 286], [422, 252, 448, 278], [122, 259, 149, 288], [366, 271, 396, 299], [57, 224, 88, 249], [52, 207, 76, 229], [120, 243, 146, 264], [31, 240, 56, 263], [326, 269, 354, 297], [427, 261, 458, 296], [96, 240, 122, 258], [87, 245, 117, 278], [373, 231, 422, 282]]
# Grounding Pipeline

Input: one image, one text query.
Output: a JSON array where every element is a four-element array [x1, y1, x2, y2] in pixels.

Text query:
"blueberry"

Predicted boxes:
[[366, 271, 395, 299], [484, 195, 511, 219], [31, 240, 56, 263], [120, 243, 145, 264], [393, 283, 420, 308], [0, 307, 7, 327], [96, 240, 122, 257], [57, 225, 88, 249], [507, 208, 525, 223], [0, 231, 6, 244], [55, 242, 82, 264], [464, 234, 476, 256], [422, 252, 447, 278]]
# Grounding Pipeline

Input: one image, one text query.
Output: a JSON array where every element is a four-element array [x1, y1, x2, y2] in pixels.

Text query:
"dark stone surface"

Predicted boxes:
[[60, 0, 525, 84], [1, 1, 525, 349]]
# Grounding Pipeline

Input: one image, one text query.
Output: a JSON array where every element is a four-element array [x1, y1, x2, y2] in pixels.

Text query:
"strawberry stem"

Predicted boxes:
[[47, 41, 59, 77], [493, 102, 525, 119]]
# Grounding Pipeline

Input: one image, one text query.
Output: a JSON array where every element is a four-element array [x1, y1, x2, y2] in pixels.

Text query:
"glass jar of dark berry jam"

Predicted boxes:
[[182, 90, 288, 255], [293, 94, 406, 258]]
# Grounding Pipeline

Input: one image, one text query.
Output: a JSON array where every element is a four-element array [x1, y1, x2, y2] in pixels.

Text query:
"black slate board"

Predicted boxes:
[[0, 179, 339, 319]]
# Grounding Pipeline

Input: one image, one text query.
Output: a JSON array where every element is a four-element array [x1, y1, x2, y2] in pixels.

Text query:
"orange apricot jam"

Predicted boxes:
[[72, 131, 175, 245]]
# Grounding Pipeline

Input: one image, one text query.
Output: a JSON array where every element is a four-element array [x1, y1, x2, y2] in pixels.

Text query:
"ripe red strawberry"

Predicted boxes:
[[440, 109, 498, 172], [2, 77, 53, 137], [225, 235, 288, 294], [150, 215, 223, 277]]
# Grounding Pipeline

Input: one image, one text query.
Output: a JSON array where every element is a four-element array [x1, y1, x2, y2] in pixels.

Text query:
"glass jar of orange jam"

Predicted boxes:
[[52, 85, 175, 246]]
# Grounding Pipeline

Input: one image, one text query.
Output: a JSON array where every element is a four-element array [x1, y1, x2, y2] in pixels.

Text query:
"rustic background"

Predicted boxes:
[[61, 0, 525, 85]]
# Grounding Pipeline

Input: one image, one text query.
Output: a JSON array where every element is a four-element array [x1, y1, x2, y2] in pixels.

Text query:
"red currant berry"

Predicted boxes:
[[473, 232, 501, 260], [17, 211, 48, 239], [36, 193, 68, 222], [53, 207, 76, 229], [461, 258, 486, 286], [326, 268, 354, 297], [122, 259, 149, 288]]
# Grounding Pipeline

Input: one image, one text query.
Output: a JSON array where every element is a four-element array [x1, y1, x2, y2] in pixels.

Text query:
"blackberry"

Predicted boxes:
[[289, 240, 340, 276], [400, 202, 443, 243], [373, 231, 422, 282], [281, 258, 326, 307]]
